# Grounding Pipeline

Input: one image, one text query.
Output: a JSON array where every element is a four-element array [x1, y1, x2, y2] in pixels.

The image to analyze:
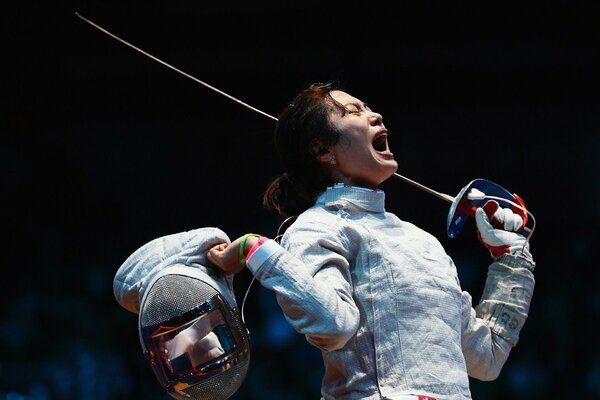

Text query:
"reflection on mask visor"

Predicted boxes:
[[152, 309, 235, 376]]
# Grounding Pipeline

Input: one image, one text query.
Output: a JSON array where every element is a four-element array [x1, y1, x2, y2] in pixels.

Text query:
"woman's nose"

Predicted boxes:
[[369, 111, 383, 125]]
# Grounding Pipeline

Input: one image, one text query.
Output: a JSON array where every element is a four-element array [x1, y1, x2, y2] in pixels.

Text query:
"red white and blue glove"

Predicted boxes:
[[475, 200, 532, 261]]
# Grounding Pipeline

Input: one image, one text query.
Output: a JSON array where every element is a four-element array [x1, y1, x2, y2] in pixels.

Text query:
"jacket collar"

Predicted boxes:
[[316, 183, 386, 213]]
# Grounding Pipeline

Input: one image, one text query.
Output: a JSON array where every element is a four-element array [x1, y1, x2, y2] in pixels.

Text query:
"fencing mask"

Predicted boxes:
[[113, 227, 250, 400]]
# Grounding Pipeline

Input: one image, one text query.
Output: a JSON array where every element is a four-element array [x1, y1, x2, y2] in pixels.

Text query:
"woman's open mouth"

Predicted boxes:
[[372, 132, 395, 159], [372, 133, 388, 152]]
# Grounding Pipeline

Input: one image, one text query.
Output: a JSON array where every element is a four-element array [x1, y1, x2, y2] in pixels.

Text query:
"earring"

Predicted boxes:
[[330, 155, 337, 165]]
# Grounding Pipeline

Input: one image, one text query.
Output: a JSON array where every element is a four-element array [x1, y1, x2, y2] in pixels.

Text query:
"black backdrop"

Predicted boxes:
[[4, 1, 600, 399]]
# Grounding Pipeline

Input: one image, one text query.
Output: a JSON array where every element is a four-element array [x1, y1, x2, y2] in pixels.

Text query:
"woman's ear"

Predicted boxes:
[[310, 140, 331, 161], [316, 149, 330, 161], [314, 148, 333, 164]]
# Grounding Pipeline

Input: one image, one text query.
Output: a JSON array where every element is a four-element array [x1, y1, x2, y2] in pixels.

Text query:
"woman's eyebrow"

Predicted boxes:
[[344, 101, 368, 109]]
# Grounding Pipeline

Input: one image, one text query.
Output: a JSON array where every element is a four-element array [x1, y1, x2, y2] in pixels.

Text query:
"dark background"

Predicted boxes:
[[3, 1, 600, 399]]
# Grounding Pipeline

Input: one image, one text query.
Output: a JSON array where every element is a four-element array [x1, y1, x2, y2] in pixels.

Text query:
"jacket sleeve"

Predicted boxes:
[[113, 227, 231, 314], [461, 253, 536, 381], [246, 220, 361, 352]]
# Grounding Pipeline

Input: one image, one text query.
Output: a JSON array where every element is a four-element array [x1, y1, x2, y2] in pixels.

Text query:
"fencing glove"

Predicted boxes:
[[475, 200, 533, 262]]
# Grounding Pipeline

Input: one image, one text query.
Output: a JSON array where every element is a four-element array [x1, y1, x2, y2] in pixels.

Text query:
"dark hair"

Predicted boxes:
[[262, 82, 349, 218]]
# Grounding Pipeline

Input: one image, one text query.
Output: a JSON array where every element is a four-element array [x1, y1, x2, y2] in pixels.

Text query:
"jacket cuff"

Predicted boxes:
[[497, 252, 536, 272], [246, 239, 282, 274]]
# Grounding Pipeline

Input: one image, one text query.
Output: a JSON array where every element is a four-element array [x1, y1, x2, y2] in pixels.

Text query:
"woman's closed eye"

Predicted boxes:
[[344, 102, 371, 115]]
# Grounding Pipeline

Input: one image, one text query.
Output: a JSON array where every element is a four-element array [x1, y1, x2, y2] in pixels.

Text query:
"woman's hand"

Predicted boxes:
[[208, 236, 256, 274], [475, 200, 532, 261]]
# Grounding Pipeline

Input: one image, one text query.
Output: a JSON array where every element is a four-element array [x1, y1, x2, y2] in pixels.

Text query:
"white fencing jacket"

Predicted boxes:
[[247, 184, 535, 400]]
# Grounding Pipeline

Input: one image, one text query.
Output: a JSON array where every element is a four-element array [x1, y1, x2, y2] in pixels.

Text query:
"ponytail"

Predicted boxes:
[[262, 175, 314, 219], [262, 82, 346, 219]]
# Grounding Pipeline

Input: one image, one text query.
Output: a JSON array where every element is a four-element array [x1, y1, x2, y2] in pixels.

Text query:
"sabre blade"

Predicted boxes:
[[74, 12, 278, 122], [76, 12, 462, 207], [393, 173, 455, 203]]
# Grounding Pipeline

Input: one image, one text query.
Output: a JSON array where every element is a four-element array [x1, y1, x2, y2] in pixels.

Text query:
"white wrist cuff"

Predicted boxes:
[[246, 239, 280, 272]]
